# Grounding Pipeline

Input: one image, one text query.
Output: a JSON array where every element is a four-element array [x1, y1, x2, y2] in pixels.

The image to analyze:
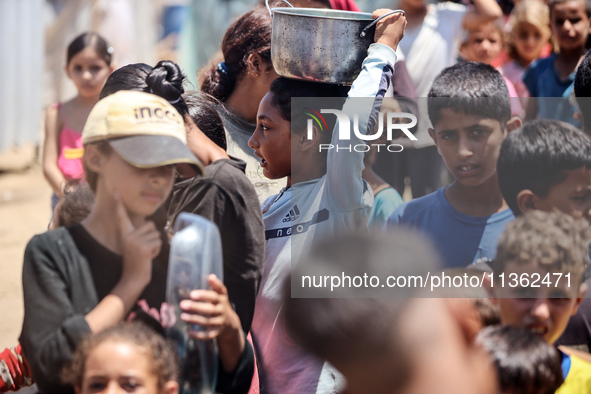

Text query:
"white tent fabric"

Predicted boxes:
[[0, 0, 44, 153]]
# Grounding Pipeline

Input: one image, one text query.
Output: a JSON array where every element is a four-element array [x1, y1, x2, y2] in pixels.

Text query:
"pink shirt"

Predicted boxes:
[[54, 103, 85, 181], [329, 0, 361, 11], [500, 61, 529, 116], [502, 74, 524, 118]]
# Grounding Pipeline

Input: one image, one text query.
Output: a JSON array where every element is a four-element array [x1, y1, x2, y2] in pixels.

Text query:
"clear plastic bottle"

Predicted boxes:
[[166, 212, 224, 394]]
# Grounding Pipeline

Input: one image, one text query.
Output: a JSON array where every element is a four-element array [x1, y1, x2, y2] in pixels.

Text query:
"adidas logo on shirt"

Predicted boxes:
[[282, 205, 300, 223]]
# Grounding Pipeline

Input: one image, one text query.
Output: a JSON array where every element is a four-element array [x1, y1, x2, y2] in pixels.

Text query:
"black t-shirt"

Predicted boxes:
[[67, 224, 255, 393], [165, 157, 265, 333], [21, 226, 254, 394], [68, 223, 169, 332]]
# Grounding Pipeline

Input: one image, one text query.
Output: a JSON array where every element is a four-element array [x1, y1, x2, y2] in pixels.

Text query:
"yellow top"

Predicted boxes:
[[556, 354, 591, 394]]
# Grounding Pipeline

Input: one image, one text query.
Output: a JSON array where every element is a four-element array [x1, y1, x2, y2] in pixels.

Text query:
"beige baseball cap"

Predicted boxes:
[[82, 90, 203, 174]]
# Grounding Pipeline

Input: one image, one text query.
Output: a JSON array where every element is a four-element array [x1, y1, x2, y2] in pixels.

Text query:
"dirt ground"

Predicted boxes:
[[0, 146, 52, 350]]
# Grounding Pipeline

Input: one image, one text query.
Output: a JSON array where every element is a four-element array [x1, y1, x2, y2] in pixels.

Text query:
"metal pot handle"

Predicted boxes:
[[265, 0, 295, 18], [360, 9, 405, 38]]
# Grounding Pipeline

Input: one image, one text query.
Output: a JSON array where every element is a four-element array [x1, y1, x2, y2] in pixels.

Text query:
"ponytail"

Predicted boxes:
[[200, 6, 272, 101]]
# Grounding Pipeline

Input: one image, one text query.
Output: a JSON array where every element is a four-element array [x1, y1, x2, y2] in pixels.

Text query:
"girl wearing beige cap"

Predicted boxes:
[[19, 91, 253, 393]]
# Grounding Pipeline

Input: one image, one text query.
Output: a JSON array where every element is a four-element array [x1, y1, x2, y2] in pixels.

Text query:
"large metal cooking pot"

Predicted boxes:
[[266, 0, 403, 85]]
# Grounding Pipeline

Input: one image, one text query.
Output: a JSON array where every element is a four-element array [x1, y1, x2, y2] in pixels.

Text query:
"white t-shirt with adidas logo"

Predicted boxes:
[[251, 43, 397, 394]]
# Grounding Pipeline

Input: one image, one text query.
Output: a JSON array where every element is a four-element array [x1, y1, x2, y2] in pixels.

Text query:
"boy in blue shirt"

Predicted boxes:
[[489, 210, 591, 393], [386, 62, 520, 268]]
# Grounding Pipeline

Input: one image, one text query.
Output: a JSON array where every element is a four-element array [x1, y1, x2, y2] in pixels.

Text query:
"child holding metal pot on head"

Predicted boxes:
[[247, 8, 407, 393], [19, 91, 254, 394]]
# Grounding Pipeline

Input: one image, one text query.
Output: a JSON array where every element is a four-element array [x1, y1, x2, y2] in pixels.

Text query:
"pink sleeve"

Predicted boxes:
[[503, 76, 524, 117], [329, 0, 361, 11], [246, 332, 260, 394]]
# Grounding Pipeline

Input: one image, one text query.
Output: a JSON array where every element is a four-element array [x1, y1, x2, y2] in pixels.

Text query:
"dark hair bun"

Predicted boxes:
[[146, 60, 186, 103]]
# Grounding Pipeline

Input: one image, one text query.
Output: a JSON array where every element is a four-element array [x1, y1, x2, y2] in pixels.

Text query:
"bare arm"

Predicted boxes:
[[42, 105, 67, 197], [186, 120, 229, 166], [374, 9, 406, 50], [462, 0, 503, 30], [84, 280, 149, 333]]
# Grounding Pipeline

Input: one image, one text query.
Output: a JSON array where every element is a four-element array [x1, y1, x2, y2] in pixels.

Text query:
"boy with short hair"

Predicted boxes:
[[496, 118, 591, 352], [497, 118, 591, 222], [386, 62, 520, 268], [388, 0, 502, 198], [489, 210, 591, 393]]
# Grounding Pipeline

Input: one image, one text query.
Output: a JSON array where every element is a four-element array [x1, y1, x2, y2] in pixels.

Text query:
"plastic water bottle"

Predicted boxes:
[[166, 212, 224, 394]]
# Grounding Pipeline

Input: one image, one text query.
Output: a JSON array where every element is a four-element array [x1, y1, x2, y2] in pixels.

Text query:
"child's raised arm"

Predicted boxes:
[[463, 0, 503, 30], [373, 9, 407, 50], [42, 105, 67, 197], [325, 10, 405, 211]]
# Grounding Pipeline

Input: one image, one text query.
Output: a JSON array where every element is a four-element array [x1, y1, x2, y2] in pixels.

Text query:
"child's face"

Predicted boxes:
[[463, 25, 504, 65], [429, 110, 507, 188], [96, 149, 175, 222], [66, 47, 113, 99], [249, 92, 292, 180], [512, 22, 549, 64], [533, 166, 591, 224], [78, 340, 160, 394], [493, 261, 586, 345], [551, 0, 591, 53]]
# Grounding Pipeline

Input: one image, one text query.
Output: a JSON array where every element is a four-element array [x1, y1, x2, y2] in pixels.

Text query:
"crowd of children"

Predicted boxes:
[[5, 0, 591, 392]]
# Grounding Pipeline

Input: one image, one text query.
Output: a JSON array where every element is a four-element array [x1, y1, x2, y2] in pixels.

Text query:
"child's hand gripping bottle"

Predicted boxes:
[[166, 212, 223, 394]]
